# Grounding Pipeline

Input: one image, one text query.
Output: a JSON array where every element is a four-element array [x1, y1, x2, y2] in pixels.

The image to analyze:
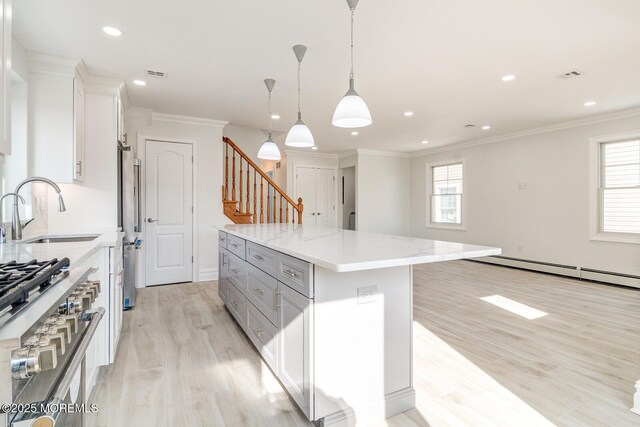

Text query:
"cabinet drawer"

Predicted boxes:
[[246, 264, 278, 326], [226, 283, 246, 329], [246, 242, 278, 277], [278, 253, 313, 298], [227, 235, 246, 259], [246, 302, 278, 372], [227, 252, 248, 290], [218, 231, 228, 249]]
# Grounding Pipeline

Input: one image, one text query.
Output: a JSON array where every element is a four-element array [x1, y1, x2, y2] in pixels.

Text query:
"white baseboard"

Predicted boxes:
[[474, 256, 640, 289], [317, 388, 415, 427], [198, 268, 218, 282]]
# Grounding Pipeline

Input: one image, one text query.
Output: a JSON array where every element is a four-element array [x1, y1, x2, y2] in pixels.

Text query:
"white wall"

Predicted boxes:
[[410, 114, 640, 276], [357, 152, 411, 236], [126, 108, 228, 286]]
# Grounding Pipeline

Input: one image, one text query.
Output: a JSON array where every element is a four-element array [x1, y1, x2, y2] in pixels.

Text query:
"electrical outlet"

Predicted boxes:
[[357, 286, 377, 304]]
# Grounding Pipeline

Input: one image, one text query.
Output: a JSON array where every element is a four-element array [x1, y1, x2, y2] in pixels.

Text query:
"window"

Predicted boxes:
[[600, 139, 640, 234], [429, 162, 464, 226]]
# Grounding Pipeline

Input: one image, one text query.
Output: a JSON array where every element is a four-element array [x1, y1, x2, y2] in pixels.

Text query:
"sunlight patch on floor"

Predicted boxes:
[[409, 321, 555, 427], [480, 294, 548, 320]]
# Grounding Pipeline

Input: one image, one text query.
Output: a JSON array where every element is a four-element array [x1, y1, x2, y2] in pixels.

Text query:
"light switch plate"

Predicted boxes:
[[357, 286, 377, 304]]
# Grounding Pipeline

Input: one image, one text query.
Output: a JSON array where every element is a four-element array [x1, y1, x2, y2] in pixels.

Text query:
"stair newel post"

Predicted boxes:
[[239, 158, 243, 213], [267, 184, 271, 224], [246, 165, 250, 215], [279, 196, 283, 223], [297, 198, 303, 224], [224, 142, 229, 200], [232, 150, 236, 201], [286, 201, 289, 224], [253, 170, 257, 224], [260, 177, 264, 223]]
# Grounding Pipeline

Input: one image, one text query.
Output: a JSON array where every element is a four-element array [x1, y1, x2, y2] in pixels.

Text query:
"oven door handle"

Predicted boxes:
[[34, 307, 105, 423]]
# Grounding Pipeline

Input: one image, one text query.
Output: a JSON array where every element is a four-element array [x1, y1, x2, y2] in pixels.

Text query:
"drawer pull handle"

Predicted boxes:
[[253, 255, 264, 261], [230, 243, 239, 248], [252, 287, 264, 294], [275, 291, 282, 308], [230, 269, 240, 275], [232, 300, 238, 307], [282, 269, 297, 278], [253, 328, 264, 338]]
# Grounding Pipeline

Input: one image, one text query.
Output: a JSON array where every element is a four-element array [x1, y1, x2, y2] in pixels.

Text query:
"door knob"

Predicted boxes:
[[147, 218, 158, 223]]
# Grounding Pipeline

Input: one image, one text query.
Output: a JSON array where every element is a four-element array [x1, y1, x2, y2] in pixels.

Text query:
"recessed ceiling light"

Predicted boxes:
[[421, 140, 429, 144], [501, 75, 516, 82], [102, 26, 123, 37], [482, 125, 491, 130], [584, 101, 596, 107], [351, 131, 359, 136], [133, 80, 147, 86], [404, 111, 414, 117], [311, 146, 318, 150], [271, 114, 280, 119]]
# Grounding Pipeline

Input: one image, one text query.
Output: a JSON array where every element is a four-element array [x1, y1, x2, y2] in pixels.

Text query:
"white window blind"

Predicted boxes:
[[601, 139, 640, 234], [431, 163, 463, 224]]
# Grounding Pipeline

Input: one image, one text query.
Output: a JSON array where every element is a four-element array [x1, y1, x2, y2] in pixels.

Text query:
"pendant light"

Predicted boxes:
[[257, 79, 282, 161], [285, 45, 315, 148], [332, 0, 372, 128]]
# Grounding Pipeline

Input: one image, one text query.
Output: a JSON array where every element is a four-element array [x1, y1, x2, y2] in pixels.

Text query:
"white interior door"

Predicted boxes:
[[295, 167, 317, 225], [315, 168, 336, 227], [145, 140, 193, 286]]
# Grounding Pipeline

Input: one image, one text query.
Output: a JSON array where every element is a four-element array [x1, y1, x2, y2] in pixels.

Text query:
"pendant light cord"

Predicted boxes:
[[350, 8, 355, 79], [268, 90, 272, 138], [297, 61, 302, 114]]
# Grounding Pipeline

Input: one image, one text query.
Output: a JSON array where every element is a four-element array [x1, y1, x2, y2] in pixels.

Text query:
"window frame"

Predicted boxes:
[[426, 159, 467, 230], [588, 130, 640, 244]]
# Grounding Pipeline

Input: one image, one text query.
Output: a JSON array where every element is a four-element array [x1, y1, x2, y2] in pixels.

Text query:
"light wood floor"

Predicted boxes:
[[86, 261, 640, 427]]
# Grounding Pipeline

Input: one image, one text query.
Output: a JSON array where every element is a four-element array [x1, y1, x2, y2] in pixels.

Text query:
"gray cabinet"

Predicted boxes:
[[218, 231, 314, 420]]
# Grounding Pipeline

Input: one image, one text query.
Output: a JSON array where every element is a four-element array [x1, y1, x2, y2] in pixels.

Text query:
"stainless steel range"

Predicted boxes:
[[0, 258, 104, 427]]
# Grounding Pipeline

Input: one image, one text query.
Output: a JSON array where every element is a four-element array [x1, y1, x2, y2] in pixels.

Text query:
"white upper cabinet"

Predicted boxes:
[[0, 0, 11, 155]]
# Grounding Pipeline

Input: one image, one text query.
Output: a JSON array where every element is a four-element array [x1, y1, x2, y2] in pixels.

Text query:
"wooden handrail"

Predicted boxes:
[[223, 136, 303, 224]]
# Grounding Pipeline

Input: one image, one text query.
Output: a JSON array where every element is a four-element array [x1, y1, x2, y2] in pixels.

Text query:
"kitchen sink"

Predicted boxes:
[[24, 235, 100, 244]]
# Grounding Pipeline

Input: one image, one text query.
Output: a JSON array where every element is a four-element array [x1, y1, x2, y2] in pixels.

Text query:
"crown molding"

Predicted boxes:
[[27, 51, 80, 76], [152, 113, 229, 128], [284, 149, 339, 159], [356, 148, 411, 158], [411, 107, 640, 157], [338, 149, 358, 159]]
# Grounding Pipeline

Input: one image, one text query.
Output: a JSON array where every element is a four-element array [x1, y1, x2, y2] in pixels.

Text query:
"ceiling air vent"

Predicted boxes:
[[145, 69, 168, 79], [464, 124, 476, 128], [557, 70, 582, 80]]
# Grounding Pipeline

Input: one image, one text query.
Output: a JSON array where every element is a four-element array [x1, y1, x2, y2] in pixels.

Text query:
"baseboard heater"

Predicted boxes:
[[472, 256, 640, 289]]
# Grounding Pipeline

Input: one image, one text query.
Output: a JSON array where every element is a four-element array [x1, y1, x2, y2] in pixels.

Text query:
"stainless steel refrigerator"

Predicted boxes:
[[118, 142, 142, 309]]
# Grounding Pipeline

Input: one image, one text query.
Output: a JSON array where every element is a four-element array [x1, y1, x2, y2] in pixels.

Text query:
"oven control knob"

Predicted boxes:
[[45, 316, 72, 343], [22, 335, 59, 371], [11, 346, 41, 379], [34, 326, 67, 355], [69, 291, 92, 311], [86, 280, 101, 296]]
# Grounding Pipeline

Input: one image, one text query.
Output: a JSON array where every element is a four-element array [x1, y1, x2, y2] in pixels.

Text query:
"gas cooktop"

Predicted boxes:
[[0, 258, 70, 328]]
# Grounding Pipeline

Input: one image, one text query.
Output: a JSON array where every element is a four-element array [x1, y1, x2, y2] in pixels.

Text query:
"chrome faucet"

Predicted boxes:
[[0, 193, 25, 243], [12, 177, 67, 241]]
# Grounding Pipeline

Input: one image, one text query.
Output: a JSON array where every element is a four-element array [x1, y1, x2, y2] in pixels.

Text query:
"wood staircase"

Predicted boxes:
[[222, 137, 303, 224]]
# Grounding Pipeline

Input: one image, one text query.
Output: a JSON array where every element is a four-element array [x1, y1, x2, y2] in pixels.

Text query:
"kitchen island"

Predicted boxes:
[[218, 224, 500, 426]]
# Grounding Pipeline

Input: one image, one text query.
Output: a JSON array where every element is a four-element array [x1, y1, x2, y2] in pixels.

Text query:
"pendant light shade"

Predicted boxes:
[[258, 78, 281, 161], [332, 78, 372, 128], [285, 45, 315, 148], [285, 114, 315, 147], [257, 136, 281, 160], [332, 0, 372, 129]]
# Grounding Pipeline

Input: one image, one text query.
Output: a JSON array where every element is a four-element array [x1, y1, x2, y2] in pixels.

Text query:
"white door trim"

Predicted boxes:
[[138, 133, 198, 287], [293, 165, 339, 227]]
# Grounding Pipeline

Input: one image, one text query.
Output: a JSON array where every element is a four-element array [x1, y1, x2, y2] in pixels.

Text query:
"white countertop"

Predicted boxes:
[[220, 224, 501, 272], [0, 230, 124, 341]]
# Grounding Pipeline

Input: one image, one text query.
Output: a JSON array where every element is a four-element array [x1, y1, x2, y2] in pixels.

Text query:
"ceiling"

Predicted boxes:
[[13, 0, 640, 153]]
